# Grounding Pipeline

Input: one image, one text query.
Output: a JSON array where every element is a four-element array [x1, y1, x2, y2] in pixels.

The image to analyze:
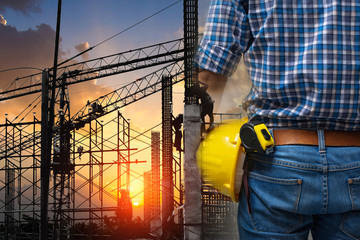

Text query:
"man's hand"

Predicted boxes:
[[198, 69, 228, 95]]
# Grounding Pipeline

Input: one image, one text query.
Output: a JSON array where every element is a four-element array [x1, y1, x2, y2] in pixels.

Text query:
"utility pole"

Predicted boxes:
[[183, 0, 202, 239], [40, 69, 51, 240], [40, 1, 62, 239]]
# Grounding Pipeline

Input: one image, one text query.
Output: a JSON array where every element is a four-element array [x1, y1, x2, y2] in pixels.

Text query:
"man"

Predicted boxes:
[[172, 113, 183, 152], [195, 1, 360, 239], [188, 82, 215, 131]]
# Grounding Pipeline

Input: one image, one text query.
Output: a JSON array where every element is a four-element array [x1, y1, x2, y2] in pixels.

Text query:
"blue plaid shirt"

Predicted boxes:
[[195, 0, 360, 131]]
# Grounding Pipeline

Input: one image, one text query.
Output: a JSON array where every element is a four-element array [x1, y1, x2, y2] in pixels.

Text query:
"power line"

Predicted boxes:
[[0, 67, 43, 74]]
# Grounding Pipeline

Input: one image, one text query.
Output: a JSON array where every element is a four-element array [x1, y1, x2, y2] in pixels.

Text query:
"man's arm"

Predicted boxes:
[[198, 69, 228, 97]]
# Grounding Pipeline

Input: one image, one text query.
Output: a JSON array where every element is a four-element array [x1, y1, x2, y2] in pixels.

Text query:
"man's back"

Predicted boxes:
[[195, 0, 360, 130]]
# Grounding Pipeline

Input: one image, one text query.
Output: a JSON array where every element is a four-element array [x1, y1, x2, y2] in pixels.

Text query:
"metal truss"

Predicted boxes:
[[0, 111, 149, 239], [71, 61, 184, 130], [0, 61, 184, 163], [0, 39, 184, 102], [0, 1, 199, 238], [0, 118, 41, 240]]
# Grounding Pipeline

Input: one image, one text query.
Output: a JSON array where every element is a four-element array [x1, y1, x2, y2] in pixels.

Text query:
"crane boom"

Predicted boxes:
[[70, 61, 184, 130], [0, 38, 184, 101], [1, 61, 184, 157]]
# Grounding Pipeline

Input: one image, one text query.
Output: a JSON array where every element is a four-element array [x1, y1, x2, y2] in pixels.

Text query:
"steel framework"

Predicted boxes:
[[0, 58, 184, 239], [0, 39, 184, 102], [0, 110, 147, 239], [0, 1, 241, 239], [200, 113, 242, 240], [1, 118, 41, 240], [161, 76, 174, 237]]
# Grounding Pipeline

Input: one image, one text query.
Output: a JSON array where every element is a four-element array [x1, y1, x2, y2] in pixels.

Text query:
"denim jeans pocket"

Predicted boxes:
[[248, 171, 303, 233], [340, 177, 360, 239], [340, 211, 360, 239], [348, 176, 360, 210]]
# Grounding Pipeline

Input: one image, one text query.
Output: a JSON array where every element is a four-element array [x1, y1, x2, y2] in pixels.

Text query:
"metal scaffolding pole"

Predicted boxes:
[[161, 76, 174, 238], [40, 70, 51, 240], [183, 0, 202, 239]]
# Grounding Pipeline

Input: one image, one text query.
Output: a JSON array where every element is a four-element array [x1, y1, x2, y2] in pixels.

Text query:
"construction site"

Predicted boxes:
[[0, 1, 242, 239]]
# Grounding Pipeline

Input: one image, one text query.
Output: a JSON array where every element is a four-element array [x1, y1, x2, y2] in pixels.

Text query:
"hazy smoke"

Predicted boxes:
[[0, 0, 44, 15], [75, 42, 90, 60], [0, 14, 7, 26], [216, 59, 252, 116]]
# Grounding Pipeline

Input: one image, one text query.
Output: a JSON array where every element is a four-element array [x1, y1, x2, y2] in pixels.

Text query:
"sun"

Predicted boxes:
[[133, 201, 139, 206]]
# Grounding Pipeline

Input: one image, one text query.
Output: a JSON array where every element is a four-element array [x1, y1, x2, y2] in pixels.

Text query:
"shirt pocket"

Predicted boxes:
[[248, 171, 303, 233]]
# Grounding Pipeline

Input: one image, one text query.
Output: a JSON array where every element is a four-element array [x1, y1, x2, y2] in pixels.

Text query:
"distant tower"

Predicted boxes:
[[151, 131, 161, 225], [144, 171, 153, 226], [144, 131, 161, 236]]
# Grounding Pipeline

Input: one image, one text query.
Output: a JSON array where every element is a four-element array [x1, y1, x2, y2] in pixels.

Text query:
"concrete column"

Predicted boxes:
[[183, 104, 202, 240]]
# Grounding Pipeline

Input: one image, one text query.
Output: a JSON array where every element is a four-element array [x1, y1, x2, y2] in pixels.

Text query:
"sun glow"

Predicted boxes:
[[133, 201, 139, 206]]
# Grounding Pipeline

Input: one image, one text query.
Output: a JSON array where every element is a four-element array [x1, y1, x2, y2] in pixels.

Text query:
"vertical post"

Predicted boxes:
[[100, 120, 104, 230], [183, 0, 202, 239], [41, 70, 50, 240], [33, 114, 38, 238], [161, 76, 174, 237], [117, 112, 121, 210], [183, 0, 199, 105], [183, 105, 202, 240], [150, 131, 161, 236], [47, 1, 62, 238], [126, 118, 130, 192], [18, 127, 22, 236], [89, 120, 93, 237]]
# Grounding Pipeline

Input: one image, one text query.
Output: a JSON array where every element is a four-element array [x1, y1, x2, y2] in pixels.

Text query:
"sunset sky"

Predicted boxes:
[[0, 0, 251, 217]]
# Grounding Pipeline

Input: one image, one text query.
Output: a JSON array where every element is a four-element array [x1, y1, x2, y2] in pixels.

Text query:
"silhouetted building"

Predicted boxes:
[[143, 132, 161, 237]]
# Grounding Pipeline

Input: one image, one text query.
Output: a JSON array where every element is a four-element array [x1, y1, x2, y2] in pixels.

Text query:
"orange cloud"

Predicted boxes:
[[0, 14, 6, 26], [74, 41, 90, 60]]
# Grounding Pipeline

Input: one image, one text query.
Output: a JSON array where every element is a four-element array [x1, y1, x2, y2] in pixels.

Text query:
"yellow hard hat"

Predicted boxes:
[[196, 117, 248, 202]]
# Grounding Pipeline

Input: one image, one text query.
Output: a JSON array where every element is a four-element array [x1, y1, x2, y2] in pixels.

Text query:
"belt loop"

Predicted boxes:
[[269, 128, 275, 145], [317, 129, 326, 153]]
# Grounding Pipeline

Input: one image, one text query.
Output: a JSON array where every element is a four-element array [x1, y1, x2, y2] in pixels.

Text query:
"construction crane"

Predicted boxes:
[[0, 0, 200, 238], [0, 39, 185, 240], [0, 38, 184, 101]]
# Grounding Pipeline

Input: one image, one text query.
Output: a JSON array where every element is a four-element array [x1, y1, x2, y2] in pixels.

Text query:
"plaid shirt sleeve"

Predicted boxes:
[[194, 0, 252, 76]]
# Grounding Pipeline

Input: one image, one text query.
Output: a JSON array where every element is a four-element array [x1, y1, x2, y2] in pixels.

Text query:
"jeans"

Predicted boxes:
[[238, 130, 360, 240]]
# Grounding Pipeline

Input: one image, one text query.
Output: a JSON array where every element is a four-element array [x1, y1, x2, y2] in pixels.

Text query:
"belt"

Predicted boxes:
[[273, 129, 360, 147]]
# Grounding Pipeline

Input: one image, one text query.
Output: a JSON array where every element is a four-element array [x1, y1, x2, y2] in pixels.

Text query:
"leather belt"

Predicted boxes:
[[273, 129, 360, 147]]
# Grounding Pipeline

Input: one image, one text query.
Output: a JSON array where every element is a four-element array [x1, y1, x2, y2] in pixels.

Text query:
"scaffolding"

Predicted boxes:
[[200, 113, 242, 240], [0, 1, 243, 239], [0, 116, 41, 240], [161, 75, 175, 238], [183, 0, 199, 105]]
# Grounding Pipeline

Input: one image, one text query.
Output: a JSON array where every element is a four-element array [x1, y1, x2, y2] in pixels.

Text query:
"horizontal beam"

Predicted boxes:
[[0, 39, 184, 101]]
